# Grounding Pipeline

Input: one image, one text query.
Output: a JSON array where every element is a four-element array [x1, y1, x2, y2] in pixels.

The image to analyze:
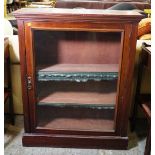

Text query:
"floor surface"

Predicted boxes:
[[4, 115, 147, 155]]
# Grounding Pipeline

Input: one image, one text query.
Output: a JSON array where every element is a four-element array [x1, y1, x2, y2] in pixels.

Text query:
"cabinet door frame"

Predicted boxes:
[[24, 20, 135, 137]]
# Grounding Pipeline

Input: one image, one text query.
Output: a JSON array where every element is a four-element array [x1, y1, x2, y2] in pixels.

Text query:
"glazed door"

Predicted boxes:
[[25, 21, 129, 136]]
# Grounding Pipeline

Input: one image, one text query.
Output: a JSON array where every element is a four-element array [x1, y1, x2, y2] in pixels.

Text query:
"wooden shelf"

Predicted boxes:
[[37, 117, 114, 131], [37, 64, 119, 82], [37, 64, 119, 72], [38, 103, 115, 110], [37, 81, 117, 105], [38, 91, 116, 105], [37, 105, 115, 131]]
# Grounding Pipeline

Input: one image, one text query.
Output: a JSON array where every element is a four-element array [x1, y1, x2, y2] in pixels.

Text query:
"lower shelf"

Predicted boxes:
[[37, 104, 115, 132], [36, 80, 117, 132], [37, 116, 114, 132]]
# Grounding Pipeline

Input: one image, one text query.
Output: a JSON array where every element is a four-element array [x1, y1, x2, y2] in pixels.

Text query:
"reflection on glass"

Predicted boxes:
[[33, 30, 122, 132]]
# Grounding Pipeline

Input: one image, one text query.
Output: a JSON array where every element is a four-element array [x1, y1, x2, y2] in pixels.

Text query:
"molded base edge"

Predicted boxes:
[[22, 133, 128, 149]]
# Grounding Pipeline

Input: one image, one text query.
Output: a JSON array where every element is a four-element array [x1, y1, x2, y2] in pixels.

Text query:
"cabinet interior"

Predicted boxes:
[[33, 30, 122, 66], [32, 30, 122, 132], [37, 103, 115, 131]]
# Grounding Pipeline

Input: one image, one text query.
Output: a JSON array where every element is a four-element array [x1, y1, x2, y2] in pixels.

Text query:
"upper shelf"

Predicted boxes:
[[37, 64, 118, 82]]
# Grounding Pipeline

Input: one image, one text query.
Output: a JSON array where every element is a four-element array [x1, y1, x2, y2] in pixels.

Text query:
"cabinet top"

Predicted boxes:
[[13, 8, 143, 23]]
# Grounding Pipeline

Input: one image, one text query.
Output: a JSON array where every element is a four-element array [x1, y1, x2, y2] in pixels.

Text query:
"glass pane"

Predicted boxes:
[[33, 30, 122, 132]]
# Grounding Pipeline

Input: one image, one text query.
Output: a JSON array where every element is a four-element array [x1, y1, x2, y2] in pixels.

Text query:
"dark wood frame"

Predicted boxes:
[[14, 8, 142, 149]]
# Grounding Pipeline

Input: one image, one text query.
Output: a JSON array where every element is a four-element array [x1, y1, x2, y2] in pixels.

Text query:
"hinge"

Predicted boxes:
[[27, 76, 32, 90]]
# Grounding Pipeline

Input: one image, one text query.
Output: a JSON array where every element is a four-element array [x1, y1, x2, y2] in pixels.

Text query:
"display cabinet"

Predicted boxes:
[[13, 8, 142, 149]]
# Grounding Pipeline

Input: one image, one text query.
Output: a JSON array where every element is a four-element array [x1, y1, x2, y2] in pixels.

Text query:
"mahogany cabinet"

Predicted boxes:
[[13, 7, 142, 149]]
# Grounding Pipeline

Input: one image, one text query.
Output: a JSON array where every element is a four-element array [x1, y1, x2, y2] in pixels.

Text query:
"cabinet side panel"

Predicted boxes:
[[121, 24, 138, 136], [116, 24, 138, 136]]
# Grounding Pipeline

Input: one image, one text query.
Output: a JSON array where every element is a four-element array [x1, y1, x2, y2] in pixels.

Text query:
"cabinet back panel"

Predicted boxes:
[[33, 30, 122, 66]]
